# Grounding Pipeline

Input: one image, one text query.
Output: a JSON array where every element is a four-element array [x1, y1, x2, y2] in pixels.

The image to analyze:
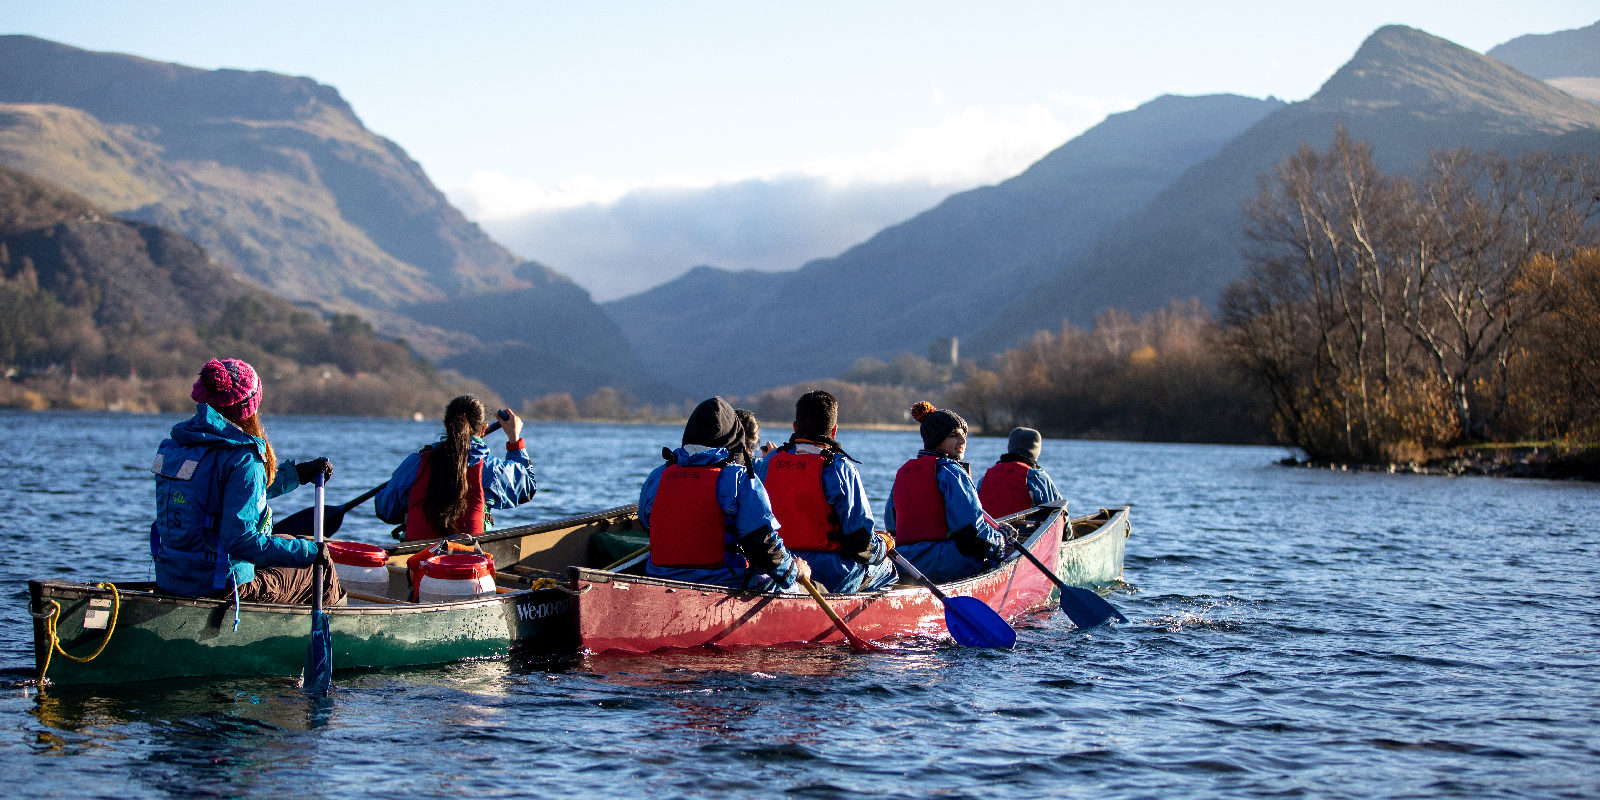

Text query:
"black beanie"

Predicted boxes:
[[682, 396, 742, 450], [911, 401, 966, 450]]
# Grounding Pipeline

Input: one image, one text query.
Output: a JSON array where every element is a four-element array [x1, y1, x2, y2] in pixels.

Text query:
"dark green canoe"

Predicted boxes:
[[29, 505, 646, 687]]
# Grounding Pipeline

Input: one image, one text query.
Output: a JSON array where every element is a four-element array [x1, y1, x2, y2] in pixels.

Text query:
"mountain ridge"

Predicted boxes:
[[973, 24, 1600, 354], [0, 35, 658, 404], [605, 92, 1283, 395]]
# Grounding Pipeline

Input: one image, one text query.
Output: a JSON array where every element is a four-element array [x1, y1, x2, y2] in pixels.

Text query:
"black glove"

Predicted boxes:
[[295, 457, 333, 485]]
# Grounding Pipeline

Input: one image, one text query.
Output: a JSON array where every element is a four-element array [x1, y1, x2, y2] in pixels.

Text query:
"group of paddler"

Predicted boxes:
[[147, 358, 1066, 610], [642, 392, 1064, 595]]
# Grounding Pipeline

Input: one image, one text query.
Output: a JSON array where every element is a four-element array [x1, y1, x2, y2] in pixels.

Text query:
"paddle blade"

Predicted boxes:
[[301, 609, 333, 695], [1059, 586, 1128, 629], [942, 596, 1017, 649], [276, 504, 345, 539]]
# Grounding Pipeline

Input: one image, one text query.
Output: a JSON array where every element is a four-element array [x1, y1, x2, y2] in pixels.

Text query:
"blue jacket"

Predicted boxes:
[[754, 440, 885, 566], [150, 403, 317, 596], [977, 459, 1065, 507], [884, 450, 1007, 562], [640, 445, 800, 583], [374, 436, 536, 527]]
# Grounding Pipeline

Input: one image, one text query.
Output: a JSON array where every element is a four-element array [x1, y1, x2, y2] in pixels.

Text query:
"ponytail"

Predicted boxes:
[[234, 414, 277, 486], [424, 395, 486, 535]]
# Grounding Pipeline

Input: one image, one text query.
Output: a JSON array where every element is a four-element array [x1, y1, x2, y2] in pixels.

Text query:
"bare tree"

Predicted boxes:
[[1398, 150, 1600, 441]]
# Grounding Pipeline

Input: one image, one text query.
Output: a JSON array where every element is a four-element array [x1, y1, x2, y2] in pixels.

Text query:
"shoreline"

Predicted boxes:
[[1279, 445, 1600, 482]]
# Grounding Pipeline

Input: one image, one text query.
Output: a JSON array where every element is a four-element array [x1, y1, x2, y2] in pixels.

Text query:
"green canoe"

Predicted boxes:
[[1057, 505, 1131, 589], [29, 505, 647, 687]]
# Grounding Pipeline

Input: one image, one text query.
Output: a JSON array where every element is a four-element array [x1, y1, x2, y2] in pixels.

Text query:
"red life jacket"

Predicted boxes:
[[649, 464, 731, 568], [890, 456, 949, 544], [979, 460, 1035, 519], [404, 448, 486, 542], [764, 446, 838, 552]]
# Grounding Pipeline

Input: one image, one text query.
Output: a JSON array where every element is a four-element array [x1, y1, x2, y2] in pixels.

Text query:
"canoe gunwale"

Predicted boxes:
[[28, 579, 535, 616], [388, 504, 640, 555]]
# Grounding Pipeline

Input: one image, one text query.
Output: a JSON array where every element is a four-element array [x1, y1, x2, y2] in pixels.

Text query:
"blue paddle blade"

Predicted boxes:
[[1059, 586, 1127, 629], [301, 610, 333, 696], [942, 596, 1017, 649]]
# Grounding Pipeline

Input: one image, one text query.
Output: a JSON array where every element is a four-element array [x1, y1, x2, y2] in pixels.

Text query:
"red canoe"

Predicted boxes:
[[568, 503, 1073, 654]]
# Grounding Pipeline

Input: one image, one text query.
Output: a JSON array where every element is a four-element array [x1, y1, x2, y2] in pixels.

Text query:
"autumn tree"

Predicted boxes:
[[1222, 132, 1600, 462]]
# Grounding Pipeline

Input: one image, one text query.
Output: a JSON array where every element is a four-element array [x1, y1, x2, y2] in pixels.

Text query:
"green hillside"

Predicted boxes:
[[0, 35, 657, 405], [0, 164, 496, 415]]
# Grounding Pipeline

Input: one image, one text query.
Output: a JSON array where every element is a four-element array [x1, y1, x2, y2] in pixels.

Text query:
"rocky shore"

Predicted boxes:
[[1281, 446, 1600, 481]]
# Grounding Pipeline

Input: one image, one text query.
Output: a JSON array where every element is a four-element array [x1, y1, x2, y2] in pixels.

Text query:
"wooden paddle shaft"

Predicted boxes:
[[798, 574, 877, 652]]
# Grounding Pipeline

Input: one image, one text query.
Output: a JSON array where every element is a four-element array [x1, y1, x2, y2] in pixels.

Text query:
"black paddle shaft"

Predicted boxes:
[[1003, 530, 1070, 592]]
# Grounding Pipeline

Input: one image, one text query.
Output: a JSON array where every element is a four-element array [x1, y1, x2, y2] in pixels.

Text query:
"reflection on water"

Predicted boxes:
[[3, 409, 1599, 799]]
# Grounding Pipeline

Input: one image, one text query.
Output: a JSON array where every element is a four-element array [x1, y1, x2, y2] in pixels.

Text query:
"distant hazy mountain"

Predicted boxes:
[[1488, 20, 1600, 104], [604, 93, 1282, 395], [976, 25, 1600, 354], [0, 35, 653, 403]]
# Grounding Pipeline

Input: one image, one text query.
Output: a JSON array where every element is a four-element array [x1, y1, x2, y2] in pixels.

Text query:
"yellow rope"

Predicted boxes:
[[39, 583, 121, 683]]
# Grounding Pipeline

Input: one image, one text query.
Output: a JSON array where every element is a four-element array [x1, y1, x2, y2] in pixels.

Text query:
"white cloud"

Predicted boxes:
[[450, 94, 1141, 302], [451, 96, 1130, 222]]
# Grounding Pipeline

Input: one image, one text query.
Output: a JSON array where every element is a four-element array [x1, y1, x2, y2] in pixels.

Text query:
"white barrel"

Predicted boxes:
[[326, 540, 391, 599], [416, 554, 496, 603]]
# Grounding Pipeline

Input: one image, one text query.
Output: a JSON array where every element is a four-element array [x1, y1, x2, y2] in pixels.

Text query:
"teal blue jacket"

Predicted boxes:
[[150, 403, 317, 596]]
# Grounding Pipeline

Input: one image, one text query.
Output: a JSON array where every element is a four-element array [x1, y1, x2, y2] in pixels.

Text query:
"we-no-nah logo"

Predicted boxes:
[[517, 599, 567, 621]]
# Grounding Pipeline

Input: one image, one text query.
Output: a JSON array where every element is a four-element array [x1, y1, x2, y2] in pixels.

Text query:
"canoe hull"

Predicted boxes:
[[29, 580, 575, 687], [1058, 506, 1130, 589], [570, 505, 1072, 654]]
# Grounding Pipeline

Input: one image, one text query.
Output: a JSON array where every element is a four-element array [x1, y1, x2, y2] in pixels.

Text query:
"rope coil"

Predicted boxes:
[[38, 583, 121, 683]]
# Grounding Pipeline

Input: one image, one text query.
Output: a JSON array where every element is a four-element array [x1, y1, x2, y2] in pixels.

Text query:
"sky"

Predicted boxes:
[[7, 1, 1599, 299]]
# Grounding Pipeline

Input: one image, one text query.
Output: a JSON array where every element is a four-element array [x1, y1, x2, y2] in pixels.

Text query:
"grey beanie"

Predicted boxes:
[[1007, 427, 1043, 462]]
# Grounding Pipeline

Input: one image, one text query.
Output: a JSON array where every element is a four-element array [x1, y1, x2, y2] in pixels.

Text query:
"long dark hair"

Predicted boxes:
[[424, 395, 486, 535]]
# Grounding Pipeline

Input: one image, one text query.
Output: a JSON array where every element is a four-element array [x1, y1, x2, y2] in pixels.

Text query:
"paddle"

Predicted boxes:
[[301, 471, 333, 696], [276, 482, 385, 539], [887, 548, 1016, 649], [276, 419, 505, 538], [796, 573, 881, 653], [1000, 523, 1126, 629]]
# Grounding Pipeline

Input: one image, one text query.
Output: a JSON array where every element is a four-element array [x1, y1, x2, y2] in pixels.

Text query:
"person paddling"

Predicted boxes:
[[375, 395, 536, 541], [884, 402, 1011, 584], [756, 390, 896, 593], [640, 397, 811, 591], [150, 358, 342, 606], [977, 427, 1065, 519]]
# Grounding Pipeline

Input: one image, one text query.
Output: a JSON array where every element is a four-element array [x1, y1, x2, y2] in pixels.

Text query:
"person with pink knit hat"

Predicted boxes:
[[150, 358, 343, 605]]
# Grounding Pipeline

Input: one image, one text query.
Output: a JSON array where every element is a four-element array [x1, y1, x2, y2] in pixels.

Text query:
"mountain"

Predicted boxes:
[[604, 93, 1283, 395], [0, 164, 261, 332], [0, 35, 653, 404], [0, 164, 486, 415], [1488, 20, 1600, 104], [975, 25, 1600, 353]]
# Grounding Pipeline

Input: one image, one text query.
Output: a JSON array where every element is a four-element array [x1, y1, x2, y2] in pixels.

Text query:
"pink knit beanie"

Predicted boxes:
[[191, 358, 262, 423]]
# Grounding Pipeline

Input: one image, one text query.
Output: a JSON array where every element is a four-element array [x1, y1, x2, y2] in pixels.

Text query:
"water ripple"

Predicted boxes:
[[3, 411, 1598, 800]]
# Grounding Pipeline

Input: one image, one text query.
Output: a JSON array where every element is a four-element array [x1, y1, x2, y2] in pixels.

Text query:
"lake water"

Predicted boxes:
[[2, 409, 1597, 799]]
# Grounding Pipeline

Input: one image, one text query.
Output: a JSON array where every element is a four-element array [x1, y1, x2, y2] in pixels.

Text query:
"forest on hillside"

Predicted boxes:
[[0, 165, 501, 417]]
